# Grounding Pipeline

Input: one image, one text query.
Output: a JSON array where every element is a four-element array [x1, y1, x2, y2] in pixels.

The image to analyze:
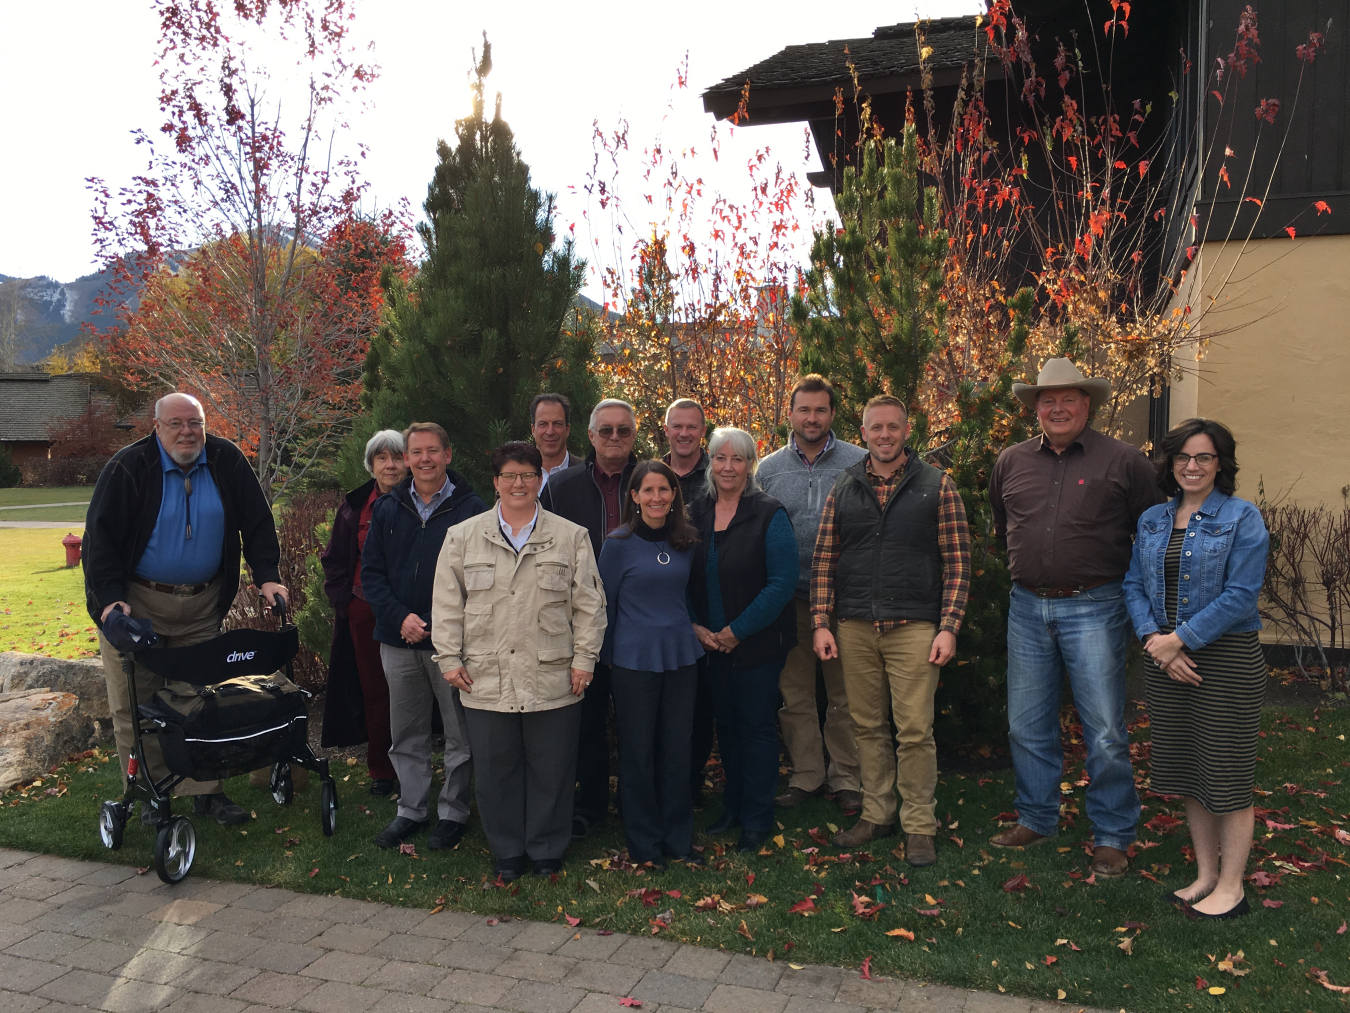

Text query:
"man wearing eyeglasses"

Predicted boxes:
[[540, 398, 638, 839], [84, 392, 289, 827]]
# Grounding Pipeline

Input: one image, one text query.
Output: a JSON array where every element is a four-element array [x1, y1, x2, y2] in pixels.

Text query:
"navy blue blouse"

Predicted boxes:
[[598, 520, 704, 672]]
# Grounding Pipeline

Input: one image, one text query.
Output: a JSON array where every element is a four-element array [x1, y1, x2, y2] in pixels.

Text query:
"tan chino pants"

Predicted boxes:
[[836, 618, 940, 834], [778, 599, 860, 793], [98, 576, 226, 796]]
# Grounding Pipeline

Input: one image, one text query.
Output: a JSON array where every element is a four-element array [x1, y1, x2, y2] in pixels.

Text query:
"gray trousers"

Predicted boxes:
[[463, 703, 581, 862], [380, 645, 473, 823]]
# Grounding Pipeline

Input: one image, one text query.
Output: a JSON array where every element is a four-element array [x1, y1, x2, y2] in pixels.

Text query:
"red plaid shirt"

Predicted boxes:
[[810, 454, 970, 635]]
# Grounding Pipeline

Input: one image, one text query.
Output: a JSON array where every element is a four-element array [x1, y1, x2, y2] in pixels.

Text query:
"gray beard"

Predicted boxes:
[[166, 445, 201, 467]]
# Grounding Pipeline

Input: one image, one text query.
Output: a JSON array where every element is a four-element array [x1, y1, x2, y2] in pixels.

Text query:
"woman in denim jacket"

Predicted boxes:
[[1124, 418, 1269, 920]]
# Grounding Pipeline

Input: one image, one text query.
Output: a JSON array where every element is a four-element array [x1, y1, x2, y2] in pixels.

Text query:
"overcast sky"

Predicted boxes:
[[0, 0, 977, 298]]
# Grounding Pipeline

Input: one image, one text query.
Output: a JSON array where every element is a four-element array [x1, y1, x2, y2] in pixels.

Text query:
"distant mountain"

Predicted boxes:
[[0, 266, 127, 364]]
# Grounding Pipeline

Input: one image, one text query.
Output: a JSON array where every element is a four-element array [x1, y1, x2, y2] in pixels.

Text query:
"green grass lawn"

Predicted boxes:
[[0, 486, 93, 507], [2, 705, 1348, 1012], [0, 529, 97, 659]]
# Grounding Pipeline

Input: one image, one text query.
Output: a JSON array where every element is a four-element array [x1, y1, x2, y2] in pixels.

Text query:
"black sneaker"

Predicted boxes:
[[532, 858, 563, 876], [735, 830, 769, 854], [427, 819, 467, 850], [369, 778, 399, 797], [376, 815, 430, 849], [495, 856, 527, 882], [193, 793, 249, 826]]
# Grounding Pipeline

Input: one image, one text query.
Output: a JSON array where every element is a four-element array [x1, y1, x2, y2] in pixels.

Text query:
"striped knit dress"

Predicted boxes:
[[1144, 528, 1267, 813]]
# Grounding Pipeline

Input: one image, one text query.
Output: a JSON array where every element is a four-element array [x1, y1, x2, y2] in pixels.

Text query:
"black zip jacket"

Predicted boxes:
[[539, 450, 637, 560], [359, 470, 488, 649], [82, 433, 281, 627]]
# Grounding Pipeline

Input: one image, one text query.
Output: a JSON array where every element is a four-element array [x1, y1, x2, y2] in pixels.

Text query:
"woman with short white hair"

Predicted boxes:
[[318, 429, 408, 795], [687, 427, 799, 853]]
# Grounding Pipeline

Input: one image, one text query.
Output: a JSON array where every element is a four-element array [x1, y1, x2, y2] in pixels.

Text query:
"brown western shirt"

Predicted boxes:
[[988, 426, 1161, 589]]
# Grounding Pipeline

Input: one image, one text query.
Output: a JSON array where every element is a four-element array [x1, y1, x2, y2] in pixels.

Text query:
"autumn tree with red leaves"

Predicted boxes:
[[582, 71, 817, 451], [87, 0, 409, 501]]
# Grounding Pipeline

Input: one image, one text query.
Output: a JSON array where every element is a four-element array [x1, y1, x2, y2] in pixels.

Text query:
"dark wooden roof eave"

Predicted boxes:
[[702, 62, 1003, 123]]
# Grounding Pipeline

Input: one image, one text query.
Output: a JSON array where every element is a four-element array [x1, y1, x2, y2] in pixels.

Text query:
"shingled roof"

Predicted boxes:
[[0, 373, 98, 442], [702, 16, 997, 122]]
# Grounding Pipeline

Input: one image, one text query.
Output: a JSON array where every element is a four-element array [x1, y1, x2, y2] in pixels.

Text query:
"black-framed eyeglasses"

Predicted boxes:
[[498, 472, 541, 484], [162, 419, 205, 432], [1174, 453, 1217, 466]]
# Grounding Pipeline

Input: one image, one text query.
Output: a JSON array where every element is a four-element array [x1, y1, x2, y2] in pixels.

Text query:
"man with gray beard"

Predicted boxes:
[[84, 392, 288, 827]]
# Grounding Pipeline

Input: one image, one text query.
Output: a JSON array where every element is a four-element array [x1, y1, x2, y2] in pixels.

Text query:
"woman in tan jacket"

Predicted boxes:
[[431, 443, 606, 881]]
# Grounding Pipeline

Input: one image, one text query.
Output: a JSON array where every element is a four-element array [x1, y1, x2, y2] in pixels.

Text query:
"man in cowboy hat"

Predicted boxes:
[[987, 358, 1160, 878]]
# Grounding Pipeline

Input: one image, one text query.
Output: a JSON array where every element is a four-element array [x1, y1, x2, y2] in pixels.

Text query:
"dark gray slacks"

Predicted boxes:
[[611, 664, 698, 862], [380, 645, 473, 824], [463, 702, 582, 862]]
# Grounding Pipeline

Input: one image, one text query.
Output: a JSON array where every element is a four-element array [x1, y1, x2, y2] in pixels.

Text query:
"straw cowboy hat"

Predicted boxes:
[[1012, 357, 1112, 413]]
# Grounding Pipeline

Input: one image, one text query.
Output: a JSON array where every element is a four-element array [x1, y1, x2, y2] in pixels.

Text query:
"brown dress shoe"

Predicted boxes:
[[834, 789, 863, 816], [774, 785, 823, 807], [989, 824, 1053, 848], [832, 818, 893, 848], [906, 833, 937, 867], [1090, 845, 1129, 878]]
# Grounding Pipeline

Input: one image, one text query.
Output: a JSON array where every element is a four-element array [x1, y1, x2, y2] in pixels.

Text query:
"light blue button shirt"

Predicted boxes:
[[413, 476, 454, 523], [134, 436, 225, 584]]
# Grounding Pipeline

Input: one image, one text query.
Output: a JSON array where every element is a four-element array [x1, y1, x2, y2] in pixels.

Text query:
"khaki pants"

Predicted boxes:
[[778, 599, 859, 793], [836, 618, 939, 833], [99, 576, 226, 796]]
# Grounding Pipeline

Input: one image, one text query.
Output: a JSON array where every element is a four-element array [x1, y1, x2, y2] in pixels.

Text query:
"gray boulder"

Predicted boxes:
[[0, 689, 94, 790], [0, 651, 109, 722]]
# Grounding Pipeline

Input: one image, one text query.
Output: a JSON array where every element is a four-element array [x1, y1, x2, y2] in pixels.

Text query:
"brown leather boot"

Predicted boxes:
[[774, 785, 823, 807], [833, 789, 863, 816], [1090, 845, 1129, 878], [989, 824, 1053, 848], [906, 833, 937, 867], [832, 819, 893, 848]]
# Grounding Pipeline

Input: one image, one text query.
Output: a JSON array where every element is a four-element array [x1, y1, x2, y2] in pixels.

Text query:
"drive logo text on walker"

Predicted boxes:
[[226, 650, 257, 663]]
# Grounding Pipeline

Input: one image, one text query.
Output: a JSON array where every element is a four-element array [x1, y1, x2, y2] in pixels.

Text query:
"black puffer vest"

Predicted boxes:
[[833, 452, 944, 624], [688, 491, 797, 668]]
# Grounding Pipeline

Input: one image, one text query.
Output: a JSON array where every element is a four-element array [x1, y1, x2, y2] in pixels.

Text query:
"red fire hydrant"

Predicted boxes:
[[62, 532, 83, 568]]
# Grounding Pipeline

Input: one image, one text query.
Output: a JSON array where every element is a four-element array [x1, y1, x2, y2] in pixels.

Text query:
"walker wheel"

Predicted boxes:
[[98, 801, 125, 850], [271, 762, 294, 805], [320, 779, 337, 837], [154, 816, 196, 884]]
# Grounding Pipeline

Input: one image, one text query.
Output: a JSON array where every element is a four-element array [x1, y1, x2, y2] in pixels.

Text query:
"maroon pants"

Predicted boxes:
[[347, 597, 396, 780]]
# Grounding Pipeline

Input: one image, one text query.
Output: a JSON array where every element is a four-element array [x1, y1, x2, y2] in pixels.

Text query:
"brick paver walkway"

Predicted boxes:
[[0, 849, 1114, 1013]]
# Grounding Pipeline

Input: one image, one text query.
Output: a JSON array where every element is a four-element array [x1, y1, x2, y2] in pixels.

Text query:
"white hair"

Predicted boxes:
[[363, 429, 406, 474], [704, 426, 759, 500], [154, 392, 205, 420], [588, 398, 636, 431]]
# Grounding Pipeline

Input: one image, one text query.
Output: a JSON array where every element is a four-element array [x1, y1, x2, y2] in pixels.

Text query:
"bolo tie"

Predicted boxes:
[[183, 473, 194, 540]]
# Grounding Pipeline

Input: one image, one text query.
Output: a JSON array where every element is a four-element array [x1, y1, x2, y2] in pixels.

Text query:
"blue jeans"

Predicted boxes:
[[1006, 580, 1139, 851], [710, 653, 785, 833]]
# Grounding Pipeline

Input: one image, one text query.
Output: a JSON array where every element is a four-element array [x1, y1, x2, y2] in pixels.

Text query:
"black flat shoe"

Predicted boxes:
[[194, 793, 249, 826], [707, 810, 737, 835], [735, 830, 769, 854], [676, 851, 706, 868], [428, 819, 467, 850], [532, 858, 563, 876], [369, 778, 399, 797], [375, 815, 429, 848], [1192, 896, 1250, 920], [496, 856, 527, 882], [1164, 889, 1212, 906]]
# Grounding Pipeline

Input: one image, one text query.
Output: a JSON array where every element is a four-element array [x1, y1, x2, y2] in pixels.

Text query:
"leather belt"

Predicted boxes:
[[132, 576, 212, 596], [1019, 578, 1113, 599]]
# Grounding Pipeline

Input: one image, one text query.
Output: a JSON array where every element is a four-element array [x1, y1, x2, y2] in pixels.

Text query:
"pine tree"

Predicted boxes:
[[360, 36, 585, 491]]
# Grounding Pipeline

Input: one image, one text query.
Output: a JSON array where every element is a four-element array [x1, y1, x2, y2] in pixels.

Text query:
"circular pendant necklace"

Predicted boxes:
[[656, 539, 671, 565]]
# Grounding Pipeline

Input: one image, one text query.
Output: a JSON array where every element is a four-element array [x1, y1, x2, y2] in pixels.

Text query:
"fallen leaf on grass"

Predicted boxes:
[[773, 834, 785, 849], [1117, 936, 1134, 955], [735, 920, 754, 941], [1262, 899, 1283, 908], [788, 898, 817, 916], [1003, 874, 1031, 892], [398, 842, 418, 858], [1042, 955, 1057, 966], [746, 894, 770, 908], [885, 928, 915, 941], [565, 914, 581, 927], [1338, 920, 1348, 935], [1216, 951, 1249, 977], [1311, 968, 1350, 994], [1208, 986, 1225, 995], [1056, 989, 1066, 1000], [915, 908, 941, 917], [859, 956, 873, 980], [308, 868, 319, 878], [586, 879, 600, 892]]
